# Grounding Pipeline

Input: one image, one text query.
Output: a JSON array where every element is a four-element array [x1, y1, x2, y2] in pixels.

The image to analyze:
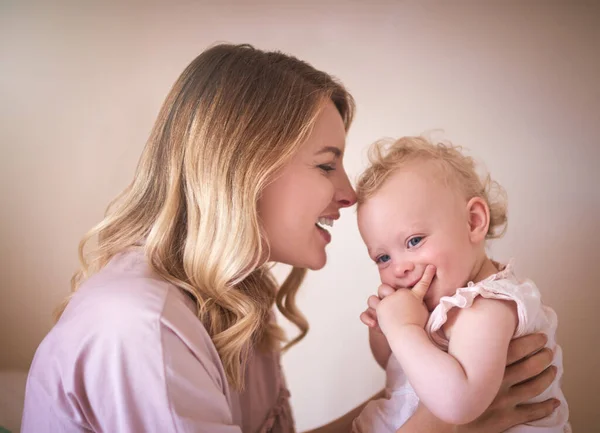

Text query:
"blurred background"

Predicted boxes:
[[1, 1, 598, 431]]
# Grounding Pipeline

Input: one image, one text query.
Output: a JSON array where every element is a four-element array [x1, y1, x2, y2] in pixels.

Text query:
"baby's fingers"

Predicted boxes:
[[412, 265, 436, 300], [377, 284, 396, 299], [360, 309, 377, 327], [367, 295, 381, 310]]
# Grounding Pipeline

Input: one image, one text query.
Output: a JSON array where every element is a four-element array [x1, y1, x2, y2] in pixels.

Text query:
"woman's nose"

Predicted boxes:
[[336, 171, 357, 208]]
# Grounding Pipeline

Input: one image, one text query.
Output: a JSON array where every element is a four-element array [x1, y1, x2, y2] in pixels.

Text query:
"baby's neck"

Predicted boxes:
[[469, 255, 499, 284]]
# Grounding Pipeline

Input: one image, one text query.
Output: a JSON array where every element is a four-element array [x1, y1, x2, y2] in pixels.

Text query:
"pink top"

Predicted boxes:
[[22, 250, 295, 433]]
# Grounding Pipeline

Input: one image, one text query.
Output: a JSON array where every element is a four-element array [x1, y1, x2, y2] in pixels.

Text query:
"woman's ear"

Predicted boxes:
[[467, 197, 490, 244]]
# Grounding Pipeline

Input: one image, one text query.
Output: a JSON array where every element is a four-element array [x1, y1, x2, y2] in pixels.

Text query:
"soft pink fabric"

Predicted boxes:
[[22, 250, 295, 433]]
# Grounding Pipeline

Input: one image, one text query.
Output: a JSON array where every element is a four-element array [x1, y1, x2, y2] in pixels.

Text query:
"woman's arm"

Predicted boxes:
[[388, 298, 518, 424], [369, 327, 392, 369], [303, 390, 385, 433]]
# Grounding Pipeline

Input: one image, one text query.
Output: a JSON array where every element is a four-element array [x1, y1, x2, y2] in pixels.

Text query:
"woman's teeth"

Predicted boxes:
[[316, 217, 334, 230]]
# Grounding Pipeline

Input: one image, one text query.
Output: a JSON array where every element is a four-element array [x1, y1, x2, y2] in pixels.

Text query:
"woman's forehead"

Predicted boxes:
[[302, 101, 347, 155]]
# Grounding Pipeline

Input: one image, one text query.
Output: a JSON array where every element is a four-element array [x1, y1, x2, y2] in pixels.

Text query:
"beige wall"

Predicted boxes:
[[1, 1, 598, 431]]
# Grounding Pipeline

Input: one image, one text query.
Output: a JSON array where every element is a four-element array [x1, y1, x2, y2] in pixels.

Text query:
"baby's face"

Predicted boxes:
[[357, 161, 479, 311]]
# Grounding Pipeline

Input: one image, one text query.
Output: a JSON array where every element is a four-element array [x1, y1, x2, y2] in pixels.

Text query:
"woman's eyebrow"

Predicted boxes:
[[314, 146, 342, 157]]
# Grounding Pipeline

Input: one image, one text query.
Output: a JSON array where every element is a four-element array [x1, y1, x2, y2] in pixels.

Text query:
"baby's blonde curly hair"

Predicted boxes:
[[356, 136, 508, 240]]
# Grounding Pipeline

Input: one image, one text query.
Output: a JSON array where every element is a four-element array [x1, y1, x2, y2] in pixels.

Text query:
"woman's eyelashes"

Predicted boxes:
[[317, 163, 336, 173]]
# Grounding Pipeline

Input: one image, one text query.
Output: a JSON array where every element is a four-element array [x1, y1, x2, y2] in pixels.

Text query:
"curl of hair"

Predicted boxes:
[[356, 136, 507, 240], [57, 44, 355, 390]]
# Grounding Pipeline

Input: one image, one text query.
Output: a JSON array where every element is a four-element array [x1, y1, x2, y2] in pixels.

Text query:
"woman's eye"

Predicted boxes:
[[318, 164, 335, 173], [376, 254, 391, 264], [407, 237, 423, 248]]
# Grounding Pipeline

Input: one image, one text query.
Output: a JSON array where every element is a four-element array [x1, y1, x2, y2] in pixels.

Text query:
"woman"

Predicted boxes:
[[22, 44, 559, 432]]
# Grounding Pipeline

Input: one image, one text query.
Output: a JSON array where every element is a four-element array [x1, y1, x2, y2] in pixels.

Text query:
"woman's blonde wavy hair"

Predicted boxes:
[[56, 44, 355, 390], [356, 136, 508, 240]]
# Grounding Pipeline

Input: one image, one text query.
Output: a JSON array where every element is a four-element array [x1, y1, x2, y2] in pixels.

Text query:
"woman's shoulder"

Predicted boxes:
[[59, 249, 192, 330], [35, 249, 223, 376], [25, 250, 241, 431]]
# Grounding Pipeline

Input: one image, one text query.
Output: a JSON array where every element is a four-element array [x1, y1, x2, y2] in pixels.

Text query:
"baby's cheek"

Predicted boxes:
[[423, 251, 462, 295], [438, 263, 470, 292], [418, 245, 444, 265], [378, 268, 395, 287]]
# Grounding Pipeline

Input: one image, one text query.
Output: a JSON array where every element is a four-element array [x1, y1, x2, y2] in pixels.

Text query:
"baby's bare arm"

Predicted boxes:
[[397, 333, 558, 433], [389, 298, 517, 425]]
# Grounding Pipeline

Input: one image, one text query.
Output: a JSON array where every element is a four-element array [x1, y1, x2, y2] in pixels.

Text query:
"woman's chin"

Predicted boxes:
[[275, 249, 327, 270], [305, 250, 328, 271]]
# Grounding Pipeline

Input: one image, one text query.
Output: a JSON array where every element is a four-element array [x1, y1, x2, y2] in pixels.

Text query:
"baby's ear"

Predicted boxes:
[[466, 197, 490, 243]]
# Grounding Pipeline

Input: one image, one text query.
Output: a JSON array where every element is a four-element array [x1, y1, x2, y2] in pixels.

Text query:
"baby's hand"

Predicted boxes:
[[376, 265, 436, 337], [360, 283, 396, 333]]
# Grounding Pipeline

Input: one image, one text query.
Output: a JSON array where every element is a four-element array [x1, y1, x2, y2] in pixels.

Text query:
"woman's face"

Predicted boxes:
[[258, 101, 356, 270]]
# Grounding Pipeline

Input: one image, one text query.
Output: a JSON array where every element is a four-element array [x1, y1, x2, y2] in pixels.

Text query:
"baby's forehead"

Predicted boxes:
[[358, 163, 466, 215], [383, 160, 452, 193], [400, 157, 472, 196], [399, 157, 454, 181]]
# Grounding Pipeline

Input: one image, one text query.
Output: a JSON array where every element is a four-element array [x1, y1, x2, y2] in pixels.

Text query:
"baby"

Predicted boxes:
[[353, 136, 570, 432]]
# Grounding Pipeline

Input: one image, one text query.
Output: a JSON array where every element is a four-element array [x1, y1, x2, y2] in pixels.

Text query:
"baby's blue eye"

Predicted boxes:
[[376, 254, 391, 264], [407, 237, 423, 248]]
